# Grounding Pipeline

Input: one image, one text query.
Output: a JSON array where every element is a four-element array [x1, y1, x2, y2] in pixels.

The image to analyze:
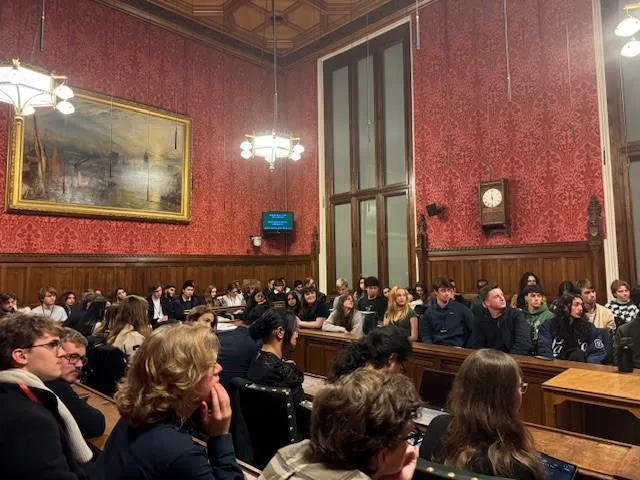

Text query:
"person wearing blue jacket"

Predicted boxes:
[[420, 278, 473, 347], [537, 293, 606, 364]]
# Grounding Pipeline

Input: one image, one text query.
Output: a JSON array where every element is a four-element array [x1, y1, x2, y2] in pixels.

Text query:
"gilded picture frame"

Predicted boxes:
[[6, 89, 192, 223]]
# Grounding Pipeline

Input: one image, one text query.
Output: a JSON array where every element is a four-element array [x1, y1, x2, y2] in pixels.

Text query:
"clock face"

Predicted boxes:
[[482, 188, 503, 208]]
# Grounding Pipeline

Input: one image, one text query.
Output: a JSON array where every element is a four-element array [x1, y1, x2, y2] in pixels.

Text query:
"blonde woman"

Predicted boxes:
[[106, 295, 151, 362], [97, 323, 243, 478], [383, 287, 418, 341]]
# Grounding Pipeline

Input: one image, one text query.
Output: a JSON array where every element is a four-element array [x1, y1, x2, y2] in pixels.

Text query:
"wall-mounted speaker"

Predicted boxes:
[[426, 203, 445, 217]]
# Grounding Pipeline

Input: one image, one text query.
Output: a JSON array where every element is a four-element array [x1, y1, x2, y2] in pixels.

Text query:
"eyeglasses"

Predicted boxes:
[[520, 382, 529, 394], [29, 339, 62, 351], [402, 427, 425, 447], [63, 353, 88, 365]]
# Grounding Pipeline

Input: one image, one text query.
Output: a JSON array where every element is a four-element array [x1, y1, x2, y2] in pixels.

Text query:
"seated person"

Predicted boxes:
[[146, 282, 175, 328], [105, 295, 151, 363], [322, 293, 364, 336], [419, 349, 545, 480], [409, 281, 427, 309], [420, 277, 473, 347], [0, 292, 15, 317], [215, 315, 258, 390], [469, 279, 489, 316], [286, 291, 301, 317], [267, 278, 288, 304], [297, 287, 330, 330], [448, 278, 469, 308], [537, 293, 606, 363], [328, 325, 412, 381], [220, 282, 246, 309], [45, 327, 105, 439], [357, 276, 388, 322], [246, 291, 270, 324], [97, 323, 244, 478], [615, 314, 640, 368], [576, 278, 615, 330], [332, 278, 350, 309], [0, 314, 93, 477], [174, 280, 205, 319], [32, 286, 68, 322], [248, 309, 304, 404], [510, 272, 544, 309], [205, 285, 222, 308], [606, 279, 640, 327], [521, 284, 554, 342], [72, 296, 107, 338], [185, 305, 216, 327], [383, 287, 418, 341], [261, 368, 422, 480], [303, 277, 327, 304], [469, 284, 532, 355]]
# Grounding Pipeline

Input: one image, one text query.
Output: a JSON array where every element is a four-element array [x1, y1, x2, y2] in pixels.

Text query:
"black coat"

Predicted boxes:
[[96, 418, 243, 479], [45, 379, 106, 439], [469, 307, 532, 355], [146, 295, 177, 326], [217, 327, 259, 389], [0, 382, 90, 479]]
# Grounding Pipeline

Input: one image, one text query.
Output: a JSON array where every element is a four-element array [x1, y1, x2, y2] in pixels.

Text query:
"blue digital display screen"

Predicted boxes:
[[262, 211, 294, 232]]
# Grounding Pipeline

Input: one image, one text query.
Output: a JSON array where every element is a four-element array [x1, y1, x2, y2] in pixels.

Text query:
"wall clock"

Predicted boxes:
[[479, 179, 509, 235]]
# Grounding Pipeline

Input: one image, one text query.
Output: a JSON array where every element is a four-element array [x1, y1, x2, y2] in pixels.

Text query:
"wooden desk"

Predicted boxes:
[[291, 329, 619, 426], [71, 383, 260, 479], [71, 383, 120, 450], [542, 368, 640, 428]]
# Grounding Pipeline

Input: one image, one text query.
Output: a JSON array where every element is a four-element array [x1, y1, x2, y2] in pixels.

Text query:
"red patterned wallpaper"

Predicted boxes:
[[413, 0, 603, 248], [0, 0, 316, 255]]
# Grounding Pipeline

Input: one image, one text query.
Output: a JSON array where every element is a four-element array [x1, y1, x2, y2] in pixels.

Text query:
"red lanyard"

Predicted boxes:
[[18, 383, 41, 405]]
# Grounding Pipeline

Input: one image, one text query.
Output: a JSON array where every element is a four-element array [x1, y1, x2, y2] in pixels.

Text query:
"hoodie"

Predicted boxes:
[[522, 304, 554, 341], [259, 440, 370, 480]]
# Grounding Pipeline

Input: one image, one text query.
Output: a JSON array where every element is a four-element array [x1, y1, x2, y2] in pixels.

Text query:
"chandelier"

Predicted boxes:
[[615, 2, 640, 58], [0, 59, 74, 117], [240, 0, 303, 172]]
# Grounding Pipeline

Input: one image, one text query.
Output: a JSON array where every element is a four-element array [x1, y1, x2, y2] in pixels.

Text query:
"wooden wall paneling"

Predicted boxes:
[[423, 238, 604, 298], [0, 254, 313, 305]]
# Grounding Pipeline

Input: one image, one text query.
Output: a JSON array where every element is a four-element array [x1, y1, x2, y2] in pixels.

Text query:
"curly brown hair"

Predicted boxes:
[[114, 323, 219, 425], [310, 368, 422, 475]]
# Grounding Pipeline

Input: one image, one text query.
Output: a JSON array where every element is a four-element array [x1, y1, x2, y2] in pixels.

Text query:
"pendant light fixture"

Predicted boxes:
[[240, 0, 303, 172], [616, 2, 640, 58]]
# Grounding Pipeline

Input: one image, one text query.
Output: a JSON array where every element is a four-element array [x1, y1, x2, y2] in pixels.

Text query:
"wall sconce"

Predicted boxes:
[[250, 235, 263, 248]]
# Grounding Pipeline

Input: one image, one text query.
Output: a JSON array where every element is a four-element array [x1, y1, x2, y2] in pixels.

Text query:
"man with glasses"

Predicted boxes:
[[45, 327, 105, 439], [0, 313, 93, 478]]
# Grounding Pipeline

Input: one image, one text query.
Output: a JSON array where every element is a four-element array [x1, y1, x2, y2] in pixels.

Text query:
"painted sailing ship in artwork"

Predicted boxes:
[[21, 95, 186, 214]]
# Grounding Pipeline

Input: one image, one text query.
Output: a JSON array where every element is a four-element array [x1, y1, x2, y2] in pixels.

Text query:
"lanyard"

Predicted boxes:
[[18, 383, 41, 405]]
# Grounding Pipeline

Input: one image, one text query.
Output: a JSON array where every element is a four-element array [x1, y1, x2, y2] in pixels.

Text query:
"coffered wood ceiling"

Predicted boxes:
[[96, 0, 419, 66]]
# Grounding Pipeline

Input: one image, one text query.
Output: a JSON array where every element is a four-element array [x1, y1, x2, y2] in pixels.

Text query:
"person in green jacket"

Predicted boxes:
[[521, 284, 554, 342]]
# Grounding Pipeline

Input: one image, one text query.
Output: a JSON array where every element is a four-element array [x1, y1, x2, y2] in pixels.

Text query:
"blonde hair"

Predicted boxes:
[[107, 295, 151, 344], [115, 323, 219, 425], [383, 286, 410, 325]]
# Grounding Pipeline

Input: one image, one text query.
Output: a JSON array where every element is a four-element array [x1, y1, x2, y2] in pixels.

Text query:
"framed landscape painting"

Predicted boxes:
[[6, 89, 192, 223]]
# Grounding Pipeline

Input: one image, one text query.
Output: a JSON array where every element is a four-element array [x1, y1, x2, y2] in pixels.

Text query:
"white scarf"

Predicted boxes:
[[0, 369, 93, 463]]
